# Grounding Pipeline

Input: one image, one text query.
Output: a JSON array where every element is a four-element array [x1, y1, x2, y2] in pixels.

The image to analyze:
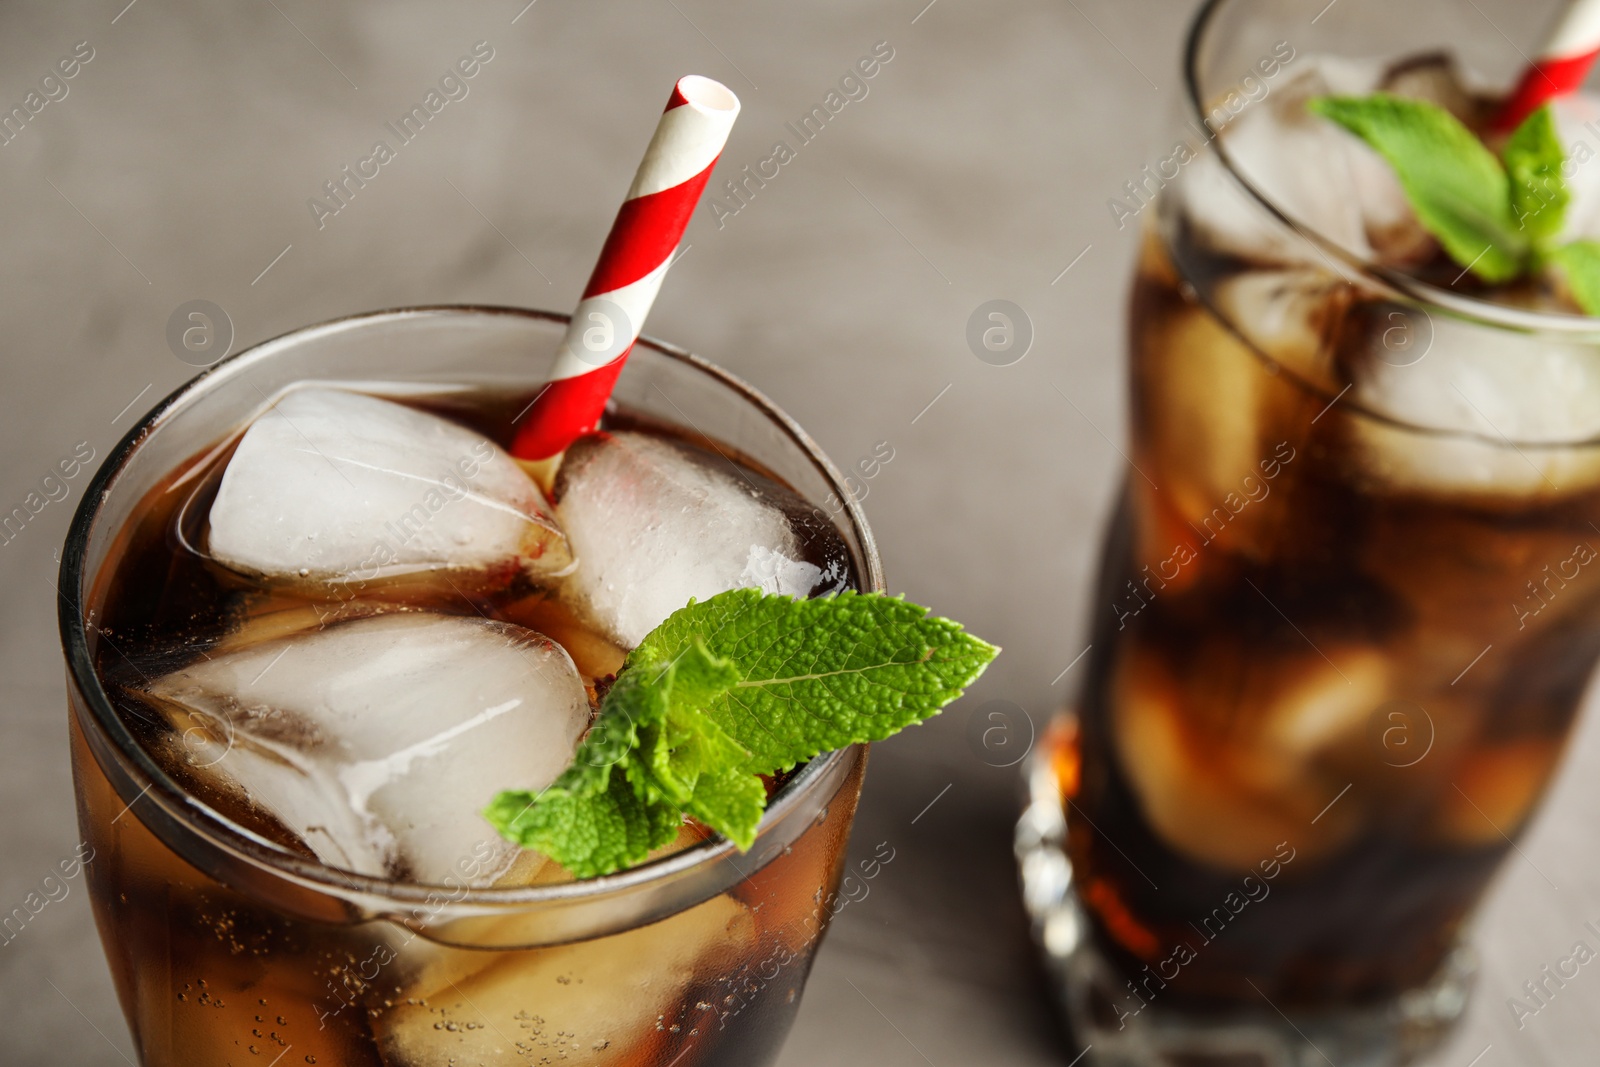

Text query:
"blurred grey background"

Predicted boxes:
[[1, 0, 1596, 1063]]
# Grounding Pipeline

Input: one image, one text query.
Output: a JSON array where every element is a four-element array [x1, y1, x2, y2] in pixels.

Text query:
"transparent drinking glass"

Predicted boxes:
[[59, 306, 883, 1067], [1019, 1, 1600, 1064]]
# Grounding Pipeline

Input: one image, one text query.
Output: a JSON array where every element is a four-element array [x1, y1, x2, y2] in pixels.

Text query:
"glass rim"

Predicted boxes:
[[1184, 0, 1600, 337], [57, 303, 884, 909]]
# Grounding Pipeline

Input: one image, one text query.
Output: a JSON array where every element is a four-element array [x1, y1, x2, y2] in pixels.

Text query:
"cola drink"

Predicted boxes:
[[1020, 16, 1600, 1065], [1056, 218, 1600, 1005], [62, 308, 878, 1067]]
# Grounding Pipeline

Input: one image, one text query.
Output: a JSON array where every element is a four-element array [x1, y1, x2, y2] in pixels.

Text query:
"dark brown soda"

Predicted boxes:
[[76, 385, 864, 1066], [1056, 229, 1600, 1010]]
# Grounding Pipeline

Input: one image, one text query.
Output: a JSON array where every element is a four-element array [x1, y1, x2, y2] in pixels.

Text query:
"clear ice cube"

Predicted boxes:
[[143, 612, 590, 885], [1184, 57, 1431, 269], [553, 431, 848, 648], [1111, 638, 1384, 871], [1344, 311, 1600, 498], [1213, 267, 1349, 384], [206, 387, 569, 585]]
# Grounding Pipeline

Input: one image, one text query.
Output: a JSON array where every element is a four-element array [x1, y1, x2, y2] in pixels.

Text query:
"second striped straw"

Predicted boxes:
[[1494, 0, 1600, 131]]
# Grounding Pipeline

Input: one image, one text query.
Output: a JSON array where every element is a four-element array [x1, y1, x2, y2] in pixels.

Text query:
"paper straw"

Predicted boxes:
[[512, 75, 740, 460], [1494, 0, 1600, 131]]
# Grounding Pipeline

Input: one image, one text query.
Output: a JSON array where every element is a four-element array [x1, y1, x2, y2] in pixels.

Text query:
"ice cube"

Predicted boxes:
[[142, 612, 590, 885], [1342, 314, 1600, 498], [375, 892, 754, 1066], [207, 387, 569, 586], [1378, 51, 1482, 123], [1184, 61, 1374, 266], [1111, 638, 1384, 870], [553, 431, 848, 648], [1137, 286, 1283, 545], [1213, 267, 1350, 384], [1184, 57, 1435, 269]]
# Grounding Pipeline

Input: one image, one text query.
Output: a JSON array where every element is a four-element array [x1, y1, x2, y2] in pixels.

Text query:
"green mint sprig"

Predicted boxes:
[[484, 589, 999, 878], [1308, 93, 1600, 312]]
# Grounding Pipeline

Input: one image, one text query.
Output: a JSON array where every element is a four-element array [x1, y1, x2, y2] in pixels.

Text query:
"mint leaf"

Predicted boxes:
[[1309, 94, 1525, 281], [682, 766, 768, 850], [485, 772, 680, 880], [1551, 241, 1600, 314], [626, 644, 768, 848], [1307, 95, 1598, 310], [633, 590, 1000, 774], [485, 591, 999, 876], [486, 646, 738, 875], [629, 644, 748, 806], [1503, 105, 1568, 244], [556, 697, 642, 797]]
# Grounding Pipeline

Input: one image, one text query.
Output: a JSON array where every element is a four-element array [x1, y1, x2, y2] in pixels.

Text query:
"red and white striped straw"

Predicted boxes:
[[511, 75, 740, 460], [1494, 0, 1600, 131]]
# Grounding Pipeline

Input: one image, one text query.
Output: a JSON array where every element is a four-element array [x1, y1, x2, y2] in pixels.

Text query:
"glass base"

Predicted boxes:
[[1016, 756, 1477, 1067]]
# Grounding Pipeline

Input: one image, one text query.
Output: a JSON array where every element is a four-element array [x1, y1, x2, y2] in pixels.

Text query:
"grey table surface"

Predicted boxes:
[[1, 0, 1595, 1064]]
